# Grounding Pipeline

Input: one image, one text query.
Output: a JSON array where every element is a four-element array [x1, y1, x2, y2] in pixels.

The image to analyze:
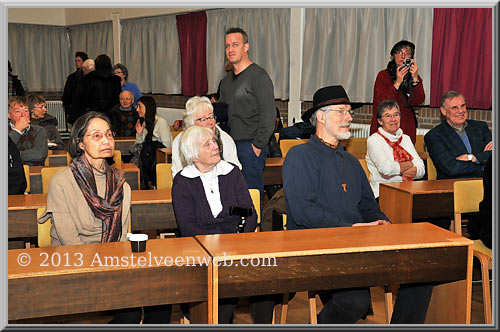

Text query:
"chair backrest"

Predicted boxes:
[[426, 156, 437, 180], [23, 164, 30, 194], [113, 150, 122, 168], [343, 137, 367, 157], [66, 152, 72, 165], [453, 179, 483, 235], [156, 163, 173, 190], [415, 135, 426, 155], [249, 189, 260, 226], [171, 130, 183, 139], [279, 139, 308, 157], [37, 208, 51, 248], [358, 159, 370, 180], [41, 166, 66, 194]]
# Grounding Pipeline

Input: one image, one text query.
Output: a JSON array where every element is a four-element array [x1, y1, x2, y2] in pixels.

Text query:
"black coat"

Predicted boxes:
[[8, 136, 27, 195]]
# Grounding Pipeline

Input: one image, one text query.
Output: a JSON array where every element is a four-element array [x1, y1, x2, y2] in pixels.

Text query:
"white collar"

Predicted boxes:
[[180, 160, 234, 179], [378, 127, 403, 140]]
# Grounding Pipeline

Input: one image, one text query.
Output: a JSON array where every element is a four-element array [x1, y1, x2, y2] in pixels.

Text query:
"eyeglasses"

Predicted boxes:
[[195, 114, 215, 123], [35, 104, 47, 109], [114, 71, 123, 75], [394, 50, 412, 57], [120, 97, 133, 101], [85, 130, 115, 141], [381, 113, 400, 119], [325, 108, 354, 117]]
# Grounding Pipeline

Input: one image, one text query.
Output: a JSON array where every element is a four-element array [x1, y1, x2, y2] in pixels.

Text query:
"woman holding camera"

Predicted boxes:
[[172, 125, 278, 324], [370, 40, 425, 144]]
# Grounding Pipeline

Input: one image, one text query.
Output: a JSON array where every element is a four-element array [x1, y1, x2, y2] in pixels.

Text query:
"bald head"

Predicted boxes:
[[119, 90, 134, 109]]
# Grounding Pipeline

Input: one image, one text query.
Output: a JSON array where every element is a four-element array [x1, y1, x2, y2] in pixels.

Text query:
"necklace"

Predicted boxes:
[[315, 135, 346, 192], [90, 162, 106, 175]]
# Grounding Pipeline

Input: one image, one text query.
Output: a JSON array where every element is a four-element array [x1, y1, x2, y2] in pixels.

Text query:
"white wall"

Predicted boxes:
[[8, 7, 205, 26]]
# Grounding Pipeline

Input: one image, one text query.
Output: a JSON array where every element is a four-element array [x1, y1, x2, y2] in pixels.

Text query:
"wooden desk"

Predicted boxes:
[[114, 137, 136, 156], [46, 150, 68, 167], [196, 223, 473, 324], [379, 178, 476, 224], [8, 238, 212, 323], [8, 190, 177, 242], [28, 163, 140, 194], [156, 148, 172, 163], [263, 157, 283, 186]]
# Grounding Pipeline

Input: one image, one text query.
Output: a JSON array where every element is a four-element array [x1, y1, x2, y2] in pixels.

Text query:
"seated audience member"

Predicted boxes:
[[28, 94, 64, 150], [283, 85, 433, 324], [109, 90, 139, 137], [467, 154, 492, 248], [134, 95, 172, 189], [113, 63, 142, 106], [172, 125, 263, 323], [71, 54, 121, 123], [425, 91, 492, 180], [37, 111, 171, 324], [366, 99, 425, 199], [171, 96, 241, 178], [8, 136, 27, 195], [8, 96, 48, 166]]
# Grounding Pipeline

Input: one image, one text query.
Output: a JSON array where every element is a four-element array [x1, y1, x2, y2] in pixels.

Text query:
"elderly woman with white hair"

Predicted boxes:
[[172, 125, 277, 324], [171, 96, 241, 178]]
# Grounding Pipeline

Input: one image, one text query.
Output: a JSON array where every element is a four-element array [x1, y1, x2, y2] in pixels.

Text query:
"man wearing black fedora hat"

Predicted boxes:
[[283, 85, 433, 324]]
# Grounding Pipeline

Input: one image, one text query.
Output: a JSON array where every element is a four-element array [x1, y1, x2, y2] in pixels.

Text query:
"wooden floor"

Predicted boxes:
[[12, 263, 490, 325]]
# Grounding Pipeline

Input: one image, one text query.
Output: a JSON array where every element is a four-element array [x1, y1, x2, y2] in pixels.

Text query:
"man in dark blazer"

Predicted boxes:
[[425, 91, 492, 180]]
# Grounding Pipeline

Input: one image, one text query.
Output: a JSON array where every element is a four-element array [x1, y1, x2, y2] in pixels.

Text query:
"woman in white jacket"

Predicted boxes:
[[135, 95, 173, 189], [366, 99, 425, 199], [171, 96, 241, 179]]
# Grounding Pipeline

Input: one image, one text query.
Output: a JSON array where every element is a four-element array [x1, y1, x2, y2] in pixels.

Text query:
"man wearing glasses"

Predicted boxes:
[[28, 94, 64, 150], [8, 96, 48, 166], [109, 90, 139, 137], [283, 85, 433, 324], [62, 51, 88, 128]]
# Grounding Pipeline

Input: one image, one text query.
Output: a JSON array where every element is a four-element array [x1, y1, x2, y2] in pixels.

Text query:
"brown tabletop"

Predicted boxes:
[[8, 237, 212, 322], [263, 157, 283, 186], [196, 223, 473, 324], [379, 178, 477, 224], [156, 148, 173, 163], [8, 190, 177, 241]]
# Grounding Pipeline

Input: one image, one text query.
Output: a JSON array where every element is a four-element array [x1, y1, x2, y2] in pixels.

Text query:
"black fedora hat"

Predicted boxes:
[[301, 85, 362, 123]]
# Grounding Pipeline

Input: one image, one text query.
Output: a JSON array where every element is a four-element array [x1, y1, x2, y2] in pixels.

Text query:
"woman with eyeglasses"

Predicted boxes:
[[370, 40, 425, 144], [135, 95, 173, 189], [171, 96, 241, 179], [366, 100, 425, 199]]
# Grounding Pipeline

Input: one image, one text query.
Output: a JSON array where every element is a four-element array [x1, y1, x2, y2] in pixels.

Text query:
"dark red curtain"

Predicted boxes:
[[176, 11, 208, 96], [430, 8, 492, 109]]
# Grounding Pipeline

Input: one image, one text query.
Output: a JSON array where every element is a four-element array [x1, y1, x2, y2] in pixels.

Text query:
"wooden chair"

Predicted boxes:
[[453, 179, 491, 324], [343, 137, 367, 157], [358, 159, 370, 180], [279, 139, 308, 157], [37, 207, 51, 248], [426, 156, 437, 180], [156, 163, 173, 190], [41, 166, 66, 194], [113, 150, 122, 169], [23, 165, 30, 194], [249, 189, 260, 227], [415, 135, 426, 156]]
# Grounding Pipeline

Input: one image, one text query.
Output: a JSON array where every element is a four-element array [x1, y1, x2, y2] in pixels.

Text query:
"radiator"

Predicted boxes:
[[45, 100, 67, 133], [349, 123, 430, 138]]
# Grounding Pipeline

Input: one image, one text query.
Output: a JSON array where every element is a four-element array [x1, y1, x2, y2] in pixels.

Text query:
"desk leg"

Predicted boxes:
[[425, 244, 473, 324], [190, 301, 209, 324]]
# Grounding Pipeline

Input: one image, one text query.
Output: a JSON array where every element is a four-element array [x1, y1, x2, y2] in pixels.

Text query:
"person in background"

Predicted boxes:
[[82, 58, 95, 76], [72, 54, 121, 123], [8, 136, 27, 195], [8, 60, 26, 97], [371, 40, 425, 144], [62, 51, 88, 127], [219, 27, 276, 198], [172, 125, 257, 323], [28, 94, 64, 150], [109, 90, 139, 137], [425, 90, 492, 180], [134, 95, 172, 189], [8, 96, 48, 166], [171, 96, 241, 179], [366, 99, 425, 199], [283, 85, 433, 324], [113, 63, 142, 107]]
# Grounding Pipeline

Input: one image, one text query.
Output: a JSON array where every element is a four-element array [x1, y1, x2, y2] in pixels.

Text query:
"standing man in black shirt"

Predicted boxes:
[[62, 51, 88, 128], [219, 27, 276, 196]]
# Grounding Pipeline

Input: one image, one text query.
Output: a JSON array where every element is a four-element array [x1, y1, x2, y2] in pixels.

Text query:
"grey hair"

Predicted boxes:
[[440, 91, 465, 108], [183, 96, 214, 129], [310, 106, 330, 127], [180, 126, 215, 165], [376, 99, 400, 119]]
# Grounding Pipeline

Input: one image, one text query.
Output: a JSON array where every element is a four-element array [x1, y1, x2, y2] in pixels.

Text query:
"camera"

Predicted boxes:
[[230, 206, 253, 233], [403, 58, 412, 67]]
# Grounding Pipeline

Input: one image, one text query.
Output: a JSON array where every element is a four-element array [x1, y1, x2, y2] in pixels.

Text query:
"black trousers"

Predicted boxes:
[[109, 304, 172, 324], [139, 140, 165, 185]]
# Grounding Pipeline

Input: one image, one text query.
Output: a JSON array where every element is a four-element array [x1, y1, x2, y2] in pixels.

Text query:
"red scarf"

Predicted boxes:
[[377, 131, 413, 182]]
